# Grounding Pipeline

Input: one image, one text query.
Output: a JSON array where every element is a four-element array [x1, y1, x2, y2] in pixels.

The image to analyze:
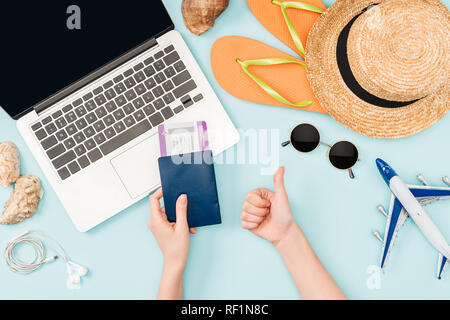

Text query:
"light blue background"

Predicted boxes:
[[0, 0, 449, 299]]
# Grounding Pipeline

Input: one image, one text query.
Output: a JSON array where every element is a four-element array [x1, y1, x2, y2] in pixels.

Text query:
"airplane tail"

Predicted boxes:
[[437, 252, 449, 280]]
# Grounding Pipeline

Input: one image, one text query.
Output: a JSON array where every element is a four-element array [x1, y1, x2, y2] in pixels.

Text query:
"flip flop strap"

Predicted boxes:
[[272, 1, 324, 57], [236, 58, 313, 108]]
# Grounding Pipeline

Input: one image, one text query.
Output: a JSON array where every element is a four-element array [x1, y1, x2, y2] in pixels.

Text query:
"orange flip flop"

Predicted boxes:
[[211, 36, 325, 113], [247, 0, 326, 57]]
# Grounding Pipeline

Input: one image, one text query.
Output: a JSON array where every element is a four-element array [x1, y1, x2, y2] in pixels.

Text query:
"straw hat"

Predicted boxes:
[[306, 0, 449, 139]]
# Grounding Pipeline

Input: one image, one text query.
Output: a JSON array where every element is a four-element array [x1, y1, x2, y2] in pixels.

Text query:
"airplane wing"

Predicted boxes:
[[379, 184, 450, 275]]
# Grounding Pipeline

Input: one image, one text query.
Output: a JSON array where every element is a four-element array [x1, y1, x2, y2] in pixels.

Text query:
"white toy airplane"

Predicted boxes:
[[374, 158, 450, 279]]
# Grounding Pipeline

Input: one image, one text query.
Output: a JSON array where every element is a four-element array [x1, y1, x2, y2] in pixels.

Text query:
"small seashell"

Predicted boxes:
[[0, 175, 44, 225], [182, 0, 230, 36], [0, 141, 20, 188]]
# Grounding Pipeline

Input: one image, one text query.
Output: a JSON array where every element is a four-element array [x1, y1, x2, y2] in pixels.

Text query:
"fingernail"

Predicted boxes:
[[180, 194, 187, 204]]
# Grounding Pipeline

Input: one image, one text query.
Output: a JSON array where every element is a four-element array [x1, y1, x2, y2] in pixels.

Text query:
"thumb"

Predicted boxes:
[[273, 166, 287, 196], [175, 194, 188, 229]]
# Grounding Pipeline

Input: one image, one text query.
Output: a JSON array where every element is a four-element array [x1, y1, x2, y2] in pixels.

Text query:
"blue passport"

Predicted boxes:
[[157, 150, 221, 228]]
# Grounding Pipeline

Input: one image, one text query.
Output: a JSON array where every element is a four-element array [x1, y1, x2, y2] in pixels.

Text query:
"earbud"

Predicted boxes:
[[68, 261, 88, 277], [70, 272, 81, 284]]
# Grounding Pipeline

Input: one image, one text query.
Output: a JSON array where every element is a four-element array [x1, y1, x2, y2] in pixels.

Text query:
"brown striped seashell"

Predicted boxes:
[[182, 0, 230, 35], [0, 141, 20, 188]]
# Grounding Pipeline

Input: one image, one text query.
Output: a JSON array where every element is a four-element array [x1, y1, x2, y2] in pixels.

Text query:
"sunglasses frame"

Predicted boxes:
[[281, 123, 359, 179]]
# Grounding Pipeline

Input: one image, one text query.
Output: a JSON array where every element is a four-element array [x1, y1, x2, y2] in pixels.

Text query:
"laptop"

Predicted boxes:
[[1, 1, 239, 232]]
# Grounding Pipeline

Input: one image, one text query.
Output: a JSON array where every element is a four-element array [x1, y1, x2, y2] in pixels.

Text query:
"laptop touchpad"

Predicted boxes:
[[111, 134, 161, 199]]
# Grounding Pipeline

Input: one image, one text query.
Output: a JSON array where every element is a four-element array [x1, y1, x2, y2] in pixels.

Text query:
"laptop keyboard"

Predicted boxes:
[[30, 45, 204, 181]]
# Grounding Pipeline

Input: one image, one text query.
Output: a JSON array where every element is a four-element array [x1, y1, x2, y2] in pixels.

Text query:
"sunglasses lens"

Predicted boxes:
[[329, 141, 358, 169], [291, 124, 320, 152]]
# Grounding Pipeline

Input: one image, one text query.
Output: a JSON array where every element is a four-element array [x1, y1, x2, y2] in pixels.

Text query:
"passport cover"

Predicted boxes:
[[157, 150, 221, 228]]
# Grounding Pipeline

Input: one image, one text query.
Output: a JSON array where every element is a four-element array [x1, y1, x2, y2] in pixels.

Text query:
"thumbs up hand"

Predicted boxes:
[[241, 167, 296, 246]]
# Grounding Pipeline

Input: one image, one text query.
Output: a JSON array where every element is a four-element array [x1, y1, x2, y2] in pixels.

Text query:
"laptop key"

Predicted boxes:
[[94, 120, 106, 132], [174, 105, 184, 114], [133, 97, 145, 109], [75, 106, 87, 117], [134, 71, 145, 83], [84, 139, 96, 150], [115, 95, 127, 107], [173, 80, 197, 98], [144, 65, 156, 77], [125, 89, 137, 101], [144, 56, 154, 66], [84, 100, 97, 111], [135, 84, 146, 95], [45, 123, 57, 135], [93, 87, 103, 95], [47, 144, 66, 160], [104, 115, 115, 127], [94, 133, 106, 145], [95, 106, 107, 118], [154, 72, 166, 84], [35, 129, 47, 140], [57, 167, 71, 180], [161, 106, 174, 120], [42, 116, 52, 125], [134, 62, 144, 71], [52, 110, 63, 119], [103, 80, 114, 89], [124, 77, 136, 89], [68, 161, 81, 174], [64, 137, 76, 150], [144, 104, 155, 116], [164, 45, 175, 54], [65, 111, 77, 123], [174, 61, 186, 72], [55, 117, 67, 129], [65, 124, 76, 136], [105, 101, 117, 113], [100, 120, 152, 156], [74, 131, 86, 143], [124, 68, 134, 77], [83, 92, 93, 101], [114, 83, 126, 94], [53, 150, 76, 169], [149, 112, 164, 127], [143, 92, 155, 103], [172, 70, 191, 86], [152, 86, 164, 98], [163, 93, 175, 104], [123, 104, 135, 115], [56, 130, 68, 141], [75, 118, 88, 130], [114, 75, 124, 83], [95, 94, 107, 106], [154, 51, 164, 60], [31, 122, 42, 131], [86, 112, 97, 124], [154, 60, 165, 71], [193, 94, 204, 102], [133, 110, 145, 122], [144, 78, 156, 90], [162, 80, 174, 92], [113, 109, 125, 120], [105, 88, 116, 100], [41, 135, 57, 150], [163, 51, 180, 66], [62, 105, 73, 113], [88, 148, 103, 163], [74, 144, 87, 156], [73, 98, 83, 107], [84, 126, 95, 138], [154, 99, 165, 110], [124, 115, 136, 127], [104, 127, 116, 139], [164, 66, 176, 78], [114, 121, 126, 133], [78, 156, 90, 169]]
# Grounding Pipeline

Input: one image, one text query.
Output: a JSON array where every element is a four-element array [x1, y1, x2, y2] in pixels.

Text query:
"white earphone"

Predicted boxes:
[[66, 261, 89, 284]]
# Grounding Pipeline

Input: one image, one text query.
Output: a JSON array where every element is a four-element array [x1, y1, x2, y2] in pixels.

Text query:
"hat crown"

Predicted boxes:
[[347, 0, 449, 102]]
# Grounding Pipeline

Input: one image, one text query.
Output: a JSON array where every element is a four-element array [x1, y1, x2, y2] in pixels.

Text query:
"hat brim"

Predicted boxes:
[[306, 0, 449, 139]]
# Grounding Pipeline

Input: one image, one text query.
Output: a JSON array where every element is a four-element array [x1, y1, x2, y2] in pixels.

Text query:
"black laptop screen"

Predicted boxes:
[[0, 1, 173, 119]]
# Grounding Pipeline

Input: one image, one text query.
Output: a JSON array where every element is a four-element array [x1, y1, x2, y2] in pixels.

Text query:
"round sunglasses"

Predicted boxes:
[[281, 123, 359, 179]]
